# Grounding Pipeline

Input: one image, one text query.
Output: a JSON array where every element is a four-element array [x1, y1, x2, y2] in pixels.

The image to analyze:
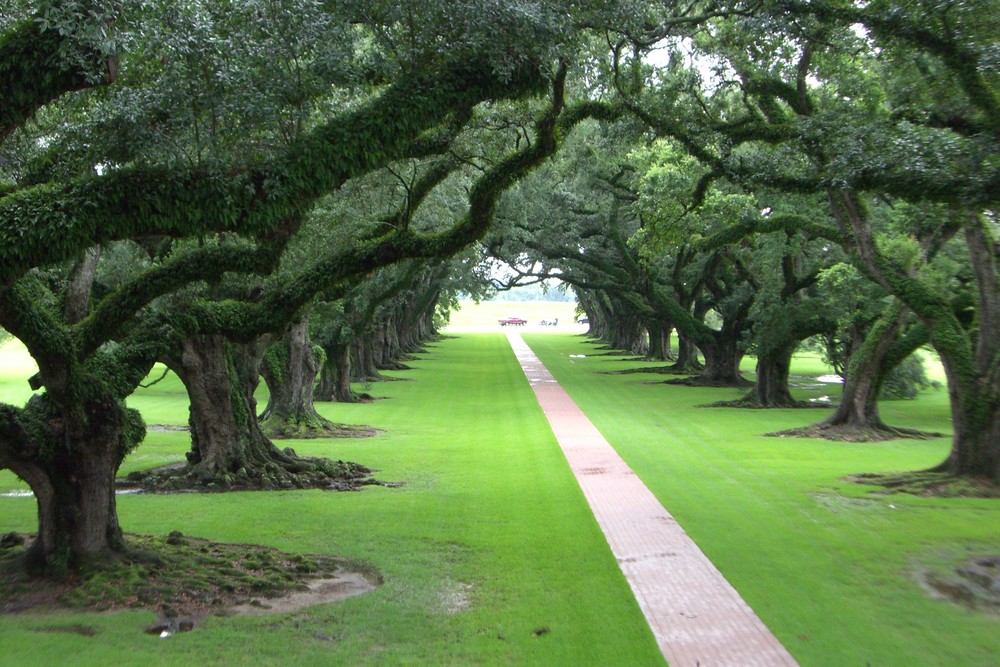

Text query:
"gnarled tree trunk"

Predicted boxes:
[[0, 393, 143, 573], [739, 343, 798, 407], [646, 322, 674, 361], [153, 334, 373, 491], [259, 317, 351, 437], [693, 334, 749, 387], [317, 343, 358, 403]]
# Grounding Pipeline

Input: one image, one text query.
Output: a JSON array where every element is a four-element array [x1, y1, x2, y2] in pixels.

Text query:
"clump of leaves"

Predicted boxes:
[[879, 354, 939, 400]]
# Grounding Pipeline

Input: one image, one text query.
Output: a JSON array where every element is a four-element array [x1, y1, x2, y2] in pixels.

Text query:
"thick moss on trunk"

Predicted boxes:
[[259, 318, 370, 437], [0, 393, 143, 574], [145, 335, 374, 492]]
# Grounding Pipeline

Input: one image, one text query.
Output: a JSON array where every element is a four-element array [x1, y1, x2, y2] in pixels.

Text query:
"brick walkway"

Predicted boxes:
[[508, 333, 799, 667]]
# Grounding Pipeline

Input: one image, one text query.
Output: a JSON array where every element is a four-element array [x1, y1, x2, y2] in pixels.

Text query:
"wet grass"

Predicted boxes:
[[524, 333, 1000, 667]]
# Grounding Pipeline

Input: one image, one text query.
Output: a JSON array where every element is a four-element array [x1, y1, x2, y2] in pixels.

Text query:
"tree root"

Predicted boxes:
[[260, 415, 380, 440], [766, 423, 944, 442], [701, 396, 826, 409], [661, 375, 753, 388], [119, 453, 382, 493], [844, 471, 1000, 498]]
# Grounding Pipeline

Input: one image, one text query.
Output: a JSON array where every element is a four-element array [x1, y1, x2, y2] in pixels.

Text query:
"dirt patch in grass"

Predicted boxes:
[[768, 424, 943, 442], [915, 552, 1000, 614], [845, 471, 1000, 498], [0, 532, 381, 626]]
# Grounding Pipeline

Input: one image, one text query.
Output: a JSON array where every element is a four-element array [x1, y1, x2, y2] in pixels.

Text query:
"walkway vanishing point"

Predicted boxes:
[[507, 332, 799, 667]]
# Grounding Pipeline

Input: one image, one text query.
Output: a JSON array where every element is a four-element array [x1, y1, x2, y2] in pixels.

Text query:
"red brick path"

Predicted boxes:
[[508, 333, 799, 667]]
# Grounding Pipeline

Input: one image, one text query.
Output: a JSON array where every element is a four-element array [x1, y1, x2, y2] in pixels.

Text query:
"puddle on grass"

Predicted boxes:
[[436, 580, 474, 615], [2, 489, 145, 498], [790, 374, 844, 391], [810, 492, 902, 514], [914, 551, 1000, 614], [227, 572, 376, 616]]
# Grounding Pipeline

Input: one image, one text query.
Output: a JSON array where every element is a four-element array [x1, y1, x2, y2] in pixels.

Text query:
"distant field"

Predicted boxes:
[[443, 300, 583, 333]]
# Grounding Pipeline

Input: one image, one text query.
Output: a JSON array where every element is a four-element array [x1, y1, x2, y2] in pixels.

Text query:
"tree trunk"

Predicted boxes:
[[738, 344, 797, 407], [317, 344, 358, 403], [692, 334, 749, 387], [0, 393, 143, 573], [646, 322, 674, 361], [930, 330, 1000, 480], [154, 334, 373, 491], [259, 318, 342, 437], [668, 331, 702, 373], [936, 379, 1000, 479]]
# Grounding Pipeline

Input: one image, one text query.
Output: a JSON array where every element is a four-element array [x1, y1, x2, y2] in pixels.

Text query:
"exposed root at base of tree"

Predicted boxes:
[[700, 397, 829, 409], [119, 454, 384, 493], [359, 372, 410, 383], [661, 363, 704, 375], [660, 376, 754, 388], [0, 532, 381, 619], [368, 361, 413, 374], [766, 423, 944, 442], [845, 471, 1000, 498], [261, 416, 380, 440], [603, 365, 681, 376]]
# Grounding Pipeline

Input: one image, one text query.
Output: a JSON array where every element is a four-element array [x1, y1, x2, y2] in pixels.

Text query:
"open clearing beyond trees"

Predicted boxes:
[[1, 321, 998, 665]]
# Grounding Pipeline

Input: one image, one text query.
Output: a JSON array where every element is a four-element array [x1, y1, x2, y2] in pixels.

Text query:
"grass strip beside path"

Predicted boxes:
[[0, 335, 663, 666], [524, 333, 1000, 667]]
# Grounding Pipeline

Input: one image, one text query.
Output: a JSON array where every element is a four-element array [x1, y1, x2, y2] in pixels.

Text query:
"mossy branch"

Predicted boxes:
[[72, 243, 281, 358], [0, 19, 116, 141], [0, 55, 545, 286], [186, 64, 612, 341], [694, 213, 843, 253]]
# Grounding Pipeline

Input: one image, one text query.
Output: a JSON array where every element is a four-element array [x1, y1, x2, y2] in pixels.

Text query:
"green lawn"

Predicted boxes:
[[1, 332, 997, 666], [0, 336, 662, 666], [524, 333, 999, 667]]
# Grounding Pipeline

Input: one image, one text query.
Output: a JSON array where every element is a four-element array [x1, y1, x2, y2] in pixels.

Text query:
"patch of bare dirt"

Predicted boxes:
[[916, 555, 1000, 613], [0, 532, 381, 630]]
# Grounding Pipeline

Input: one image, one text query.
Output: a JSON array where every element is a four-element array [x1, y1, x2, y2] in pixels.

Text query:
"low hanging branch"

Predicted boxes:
[[138, 367, 170, 389]]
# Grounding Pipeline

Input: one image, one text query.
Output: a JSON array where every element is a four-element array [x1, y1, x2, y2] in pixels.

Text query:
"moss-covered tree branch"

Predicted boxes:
[[185, 68, 618, 341], [0, 54, 546, 286], [0, 18, 116, 141]]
